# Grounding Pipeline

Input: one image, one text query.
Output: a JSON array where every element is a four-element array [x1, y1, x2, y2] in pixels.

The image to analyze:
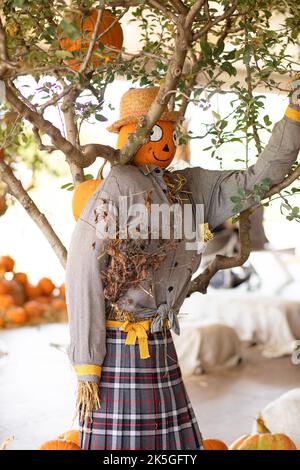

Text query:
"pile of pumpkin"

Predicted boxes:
[[36, 416, 298, 450], [0, 255, 67, 329]]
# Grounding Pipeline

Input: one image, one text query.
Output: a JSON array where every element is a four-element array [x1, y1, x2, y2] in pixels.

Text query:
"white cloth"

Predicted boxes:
[[252, 389, 300, 448], [179, 290, 300, 358], [173, 323, 241, 375]]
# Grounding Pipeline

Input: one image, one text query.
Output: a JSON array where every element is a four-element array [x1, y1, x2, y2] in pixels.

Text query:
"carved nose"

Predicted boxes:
[[162, 144, 169, 152]]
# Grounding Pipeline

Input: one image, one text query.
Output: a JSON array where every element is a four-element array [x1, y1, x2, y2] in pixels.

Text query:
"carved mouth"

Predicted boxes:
[[152, 151, 170, 162]]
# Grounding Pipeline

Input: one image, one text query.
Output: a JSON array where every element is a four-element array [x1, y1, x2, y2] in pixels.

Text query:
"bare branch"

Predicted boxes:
[[39, 84, 74, 113], [32, 127, 57, 152], [82, 144, 120, 166], [0, 18, 16, 76], [148, 0, 178, 23], [169, 0, 189, 14], [185, 0, 206, 29], [193, 0, 239, 41], [188, 209, 252, 295], [0, 159, 67, 268]]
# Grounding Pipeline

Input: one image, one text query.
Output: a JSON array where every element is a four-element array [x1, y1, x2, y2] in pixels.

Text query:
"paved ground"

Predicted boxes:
[[0, 324, 299, 449]]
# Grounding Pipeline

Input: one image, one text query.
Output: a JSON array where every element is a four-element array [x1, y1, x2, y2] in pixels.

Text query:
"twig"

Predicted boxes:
[[79, 8, 104, 74]]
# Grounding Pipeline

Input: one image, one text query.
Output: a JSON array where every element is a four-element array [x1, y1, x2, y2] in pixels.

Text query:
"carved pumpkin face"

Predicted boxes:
[[116, 120, 177, 169]]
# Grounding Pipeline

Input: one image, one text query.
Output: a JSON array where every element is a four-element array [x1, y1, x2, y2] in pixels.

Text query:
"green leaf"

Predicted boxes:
[[95, 114, 108, 122], [221, 62, 237, 77], [230, 196, 241, 203], [200, 40, 212, 57], [84, 174, 94, 181], [55, 50, 74, 59], [61, 182, 74, 189]]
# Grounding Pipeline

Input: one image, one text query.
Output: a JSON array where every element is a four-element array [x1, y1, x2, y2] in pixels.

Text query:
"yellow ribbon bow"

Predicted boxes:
[[120, 320, 151, 360]]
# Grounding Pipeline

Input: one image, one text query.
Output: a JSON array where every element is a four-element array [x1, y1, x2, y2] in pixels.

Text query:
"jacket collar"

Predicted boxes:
[[138, 164, 165, 176]]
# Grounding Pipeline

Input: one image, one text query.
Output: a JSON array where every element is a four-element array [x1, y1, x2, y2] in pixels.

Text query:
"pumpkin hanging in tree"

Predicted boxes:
[[58, 9, 123, 72]]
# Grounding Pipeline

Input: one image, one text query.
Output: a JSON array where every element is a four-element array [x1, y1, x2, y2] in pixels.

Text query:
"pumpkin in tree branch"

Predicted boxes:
[[58, 9, 123, 72]]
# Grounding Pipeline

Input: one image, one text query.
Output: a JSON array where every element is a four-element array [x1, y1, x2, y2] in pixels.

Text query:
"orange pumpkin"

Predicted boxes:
[[229, 416, 297, 450], [117, 120, 177, 169], [0, 279, 11, 295], [5, 306, 27, 325], [203, 438, 228, 450], [58, 430, 79, 446], [0, 316, 5, 328], [51, 298, 67, 312], [0, 256, 15, 273], [13, 272, 28, 285], [72, 179, 102, 221], [35, 296, 52, 305], [38, 277, 55, 296], [24, 301, 45, 319], [25, 284, 42, 299], [0, 294, 15, 310], [59, 283, 66, 298], [59, 9, 123, 72], [4, 279, 25, 306], [38, 439, 81, 450]]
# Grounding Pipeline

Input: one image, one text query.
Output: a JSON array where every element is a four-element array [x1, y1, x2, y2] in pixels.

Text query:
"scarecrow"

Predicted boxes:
[[66, 86, 300, 450]]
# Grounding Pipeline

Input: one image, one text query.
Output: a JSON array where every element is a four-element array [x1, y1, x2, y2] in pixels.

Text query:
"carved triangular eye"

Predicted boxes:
[[150, 124, 163, 142]]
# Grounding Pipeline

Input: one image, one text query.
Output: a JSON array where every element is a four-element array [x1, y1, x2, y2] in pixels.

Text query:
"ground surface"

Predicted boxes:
[[0, 323, 299, 449]]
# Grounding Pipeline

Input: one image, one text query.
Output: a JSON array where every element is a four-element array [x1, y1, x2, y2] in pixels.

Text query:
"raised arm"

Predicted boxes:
[[185, 103, 300, 230]]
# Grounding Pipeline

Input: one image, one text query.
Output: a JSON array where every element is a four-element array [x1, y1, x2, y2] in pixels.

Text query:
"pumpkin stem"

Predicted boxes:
[[75, 381, 100, 423], [256, 415, 271, 434], [97, 160, 107, 180]]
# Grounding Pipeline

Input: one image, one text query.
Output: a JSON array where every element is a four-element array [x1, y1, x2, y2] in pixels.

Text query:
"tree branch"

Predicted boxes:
[[148, 0, 178, 23], [0, 158, 67, 268], [188, 209, 252, 295], [193, 0, 239, 41]]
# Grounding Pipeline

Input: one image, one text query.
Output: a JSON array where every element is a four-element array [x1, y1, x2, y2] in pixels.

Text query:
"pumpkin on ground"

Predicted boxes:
[[59, 9, 123, 72], [0, 256, 15, 273], [203, 438, 228, 450], [24, 301, 45, 320], [72, 178, 102, 221], [58, 430, 79, 447], [38, 277, 55, 296], [5, 307, 27, 325], [0, 316, 5, 328], [13, 272, 28, 285], [38, 439, 81, 450], [25, 284, 42, 299], [0, 294, 15, 310], [229, 416, 297, 450], [59, 283, 65, 298]]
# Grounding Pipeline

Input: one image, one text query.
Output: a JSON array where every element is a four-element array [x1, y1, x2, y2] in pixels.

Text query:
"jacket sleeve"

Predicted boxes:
[[189, 104, 300, 231], [65, 188, 117, 384]]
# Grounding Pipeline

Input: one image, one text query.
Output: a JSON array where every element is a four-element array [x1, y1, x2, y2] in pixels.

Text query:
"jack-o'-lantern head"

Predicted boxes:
[[107, 87, 181, 169], [116, 120, 177, 168]]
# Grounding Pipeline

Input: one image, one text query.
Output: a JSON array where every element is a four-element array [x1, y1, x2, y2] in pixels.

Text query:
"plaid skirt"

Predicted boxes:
[[79, 328, 203, 450]]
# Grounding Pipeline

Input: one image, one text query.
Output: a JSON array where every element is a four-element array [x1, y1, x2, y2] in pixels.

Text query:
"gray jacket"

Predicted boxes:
[[66, 107, 300, 383]]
